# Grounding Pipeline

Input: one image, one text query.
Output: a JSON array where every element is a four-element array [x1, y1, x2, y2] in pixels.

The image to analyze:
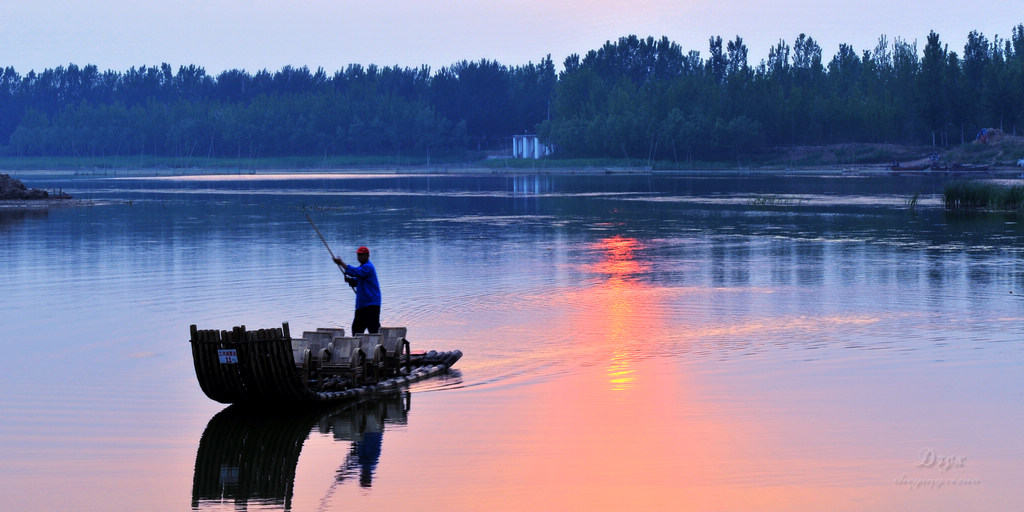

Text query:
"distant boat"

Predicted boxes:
[[950, 163, 990, 172], [889, 161, 930, 174], [189, 323, 462, 406]]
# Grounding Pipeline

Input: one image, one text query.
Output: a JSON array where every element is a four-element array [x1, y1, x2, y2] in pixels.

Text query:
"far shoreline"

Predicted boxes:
[[3, 140, 1023, 180], [0, 197, 102, 209], [4, 164, 1023, 180]]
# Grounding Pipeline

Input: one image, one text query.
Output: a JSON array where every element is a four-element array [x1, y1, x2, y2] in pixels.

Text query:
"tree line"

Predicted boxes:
[[543, 27, 1024, 162], [1, 24, 1022, 163], [0, 59, 556, 162]]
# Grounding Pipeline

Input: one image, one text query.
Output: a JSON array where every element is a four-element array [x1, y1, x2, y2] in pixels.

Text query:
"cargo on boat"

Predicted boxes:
[[189, 322, 462, 406]]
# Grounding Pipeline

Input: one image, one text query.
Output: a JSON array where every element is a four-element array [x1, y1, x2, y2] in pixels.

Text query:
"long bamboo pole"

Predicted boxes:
[[305, 209, 355, 292]]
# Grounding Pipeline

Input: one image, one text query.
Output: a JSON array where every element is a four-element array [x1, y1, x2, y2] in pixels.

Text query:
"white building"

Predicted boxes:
[[512, 134, 553, 159]]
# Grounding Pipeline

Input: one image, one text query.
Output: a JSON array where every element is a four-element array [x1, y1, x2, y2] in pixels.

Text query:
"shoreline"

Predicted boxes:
[[3, 164, 1022, 179], [2, 137, 1022, 178], [0, 198, 102, 209], [3, 138, 1023, 178]]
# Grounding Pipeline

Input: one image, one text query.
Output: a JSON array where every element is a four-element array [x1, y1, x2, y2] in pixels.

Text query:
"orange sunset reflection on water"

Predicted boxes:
[[461, 234, 759, 510], [589, 235, 647, 391], [423, 234, 942, 511]]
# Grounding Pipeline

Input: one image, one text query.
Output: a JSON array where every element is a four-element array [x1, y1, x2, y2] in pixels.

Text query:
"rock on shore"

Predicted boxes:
[[0, 173, 70, 199]]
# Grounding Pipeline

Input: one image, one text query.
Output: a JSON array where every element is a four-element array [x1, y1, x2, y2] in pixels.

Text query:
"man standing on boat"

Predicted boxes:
[[334, 246, 381, 334]]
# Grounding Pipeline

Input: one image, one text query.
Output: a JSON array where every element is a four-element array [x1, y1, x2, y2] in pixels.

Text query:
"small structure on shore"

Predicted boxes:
[[512, 134, 553, 159]]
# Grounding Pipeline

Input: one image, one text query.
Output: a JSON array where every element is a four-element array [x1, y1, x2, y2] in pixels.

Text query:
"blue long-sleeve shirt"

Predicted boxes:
[[344, 261, 381, 309]]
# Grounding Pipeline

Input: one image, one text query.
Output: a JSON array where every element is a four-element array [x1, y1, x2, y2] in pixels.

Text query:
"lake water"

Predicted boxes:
[[1, 170, 1022, 511]]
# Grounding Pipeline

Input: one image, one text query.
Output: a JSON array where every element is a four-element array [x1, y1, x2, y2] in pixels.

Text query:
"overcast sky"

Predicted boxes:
[[3, 1, 1022, 75]]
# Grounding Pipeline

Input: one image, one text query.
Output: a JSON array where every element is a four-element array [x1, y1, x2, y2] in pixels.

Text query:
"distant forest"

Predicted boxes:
[[1, 24, 1023, 164]]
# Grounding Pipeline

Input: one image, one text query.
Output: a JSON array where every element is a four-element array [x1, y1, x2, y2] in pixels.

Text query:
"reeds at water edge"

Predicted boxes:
[[943, 180, 1024, 211]]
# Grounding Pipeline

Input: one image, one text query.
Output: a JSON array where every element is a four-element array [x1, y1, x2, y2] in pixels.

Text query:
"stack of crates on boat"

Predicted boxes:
[[377, 327, 410, 374], [291, 327, 411, 382], [294, 328, 366, 380], [293, 328, 346, 366]]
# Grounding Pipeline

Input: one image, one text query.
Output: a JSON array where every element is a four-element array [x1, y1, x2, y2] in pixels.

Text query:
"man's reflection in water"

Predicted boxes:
[[192, 392, 410, 510], [339, 430, 383, 487], [334, 404, 385, 487]]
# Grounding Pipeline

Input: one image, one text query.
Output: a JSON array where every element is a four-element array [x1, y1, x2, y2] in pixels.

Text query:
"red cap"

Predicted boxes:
[[356, 246, 369, 254]]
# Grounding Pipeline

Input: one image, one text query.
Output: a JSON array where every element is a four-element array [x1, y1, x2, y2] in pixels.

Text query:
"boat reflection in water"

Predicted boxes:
[[191, 392, 412, 510]]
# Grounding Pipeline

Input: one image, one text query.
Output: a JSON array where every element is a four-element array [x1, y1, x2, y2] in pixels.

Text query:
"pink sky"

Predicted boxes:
[[4, 0, 1022, 74]]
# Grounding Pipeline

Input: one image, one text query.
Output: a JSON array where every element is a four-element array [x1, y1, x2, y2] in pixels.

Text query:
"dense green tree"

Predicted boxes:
[[920, 31, 950, 145]]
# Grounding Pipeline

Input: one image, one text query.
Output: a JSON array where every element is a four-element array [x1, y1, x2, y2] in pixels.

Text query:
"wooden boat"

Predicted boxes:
[[888, 162, 930, 172], [189, 322, 462, 406], [949, 163, 990, 172]]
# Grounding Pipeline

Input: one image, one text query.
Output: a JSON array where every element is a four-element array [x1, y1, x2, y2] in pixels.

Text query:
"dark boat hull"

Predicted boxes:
[[189, 323, 461, 405]]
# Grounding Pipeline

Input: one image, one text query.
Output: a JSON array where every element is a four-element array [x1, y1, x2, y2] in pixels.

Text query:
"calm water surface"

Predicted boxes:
[[1, 171, 1022, 511]]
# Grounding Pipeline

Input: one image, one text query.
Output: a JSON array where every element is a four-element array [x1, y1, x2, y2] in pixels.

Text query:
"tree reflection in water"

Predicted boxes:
[[191, 392, 410, 510]]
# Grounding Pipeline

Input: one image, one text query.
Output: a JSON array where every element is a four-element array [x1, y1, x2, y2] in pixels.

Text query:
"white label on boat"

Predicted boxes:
[[218, 349, 238, 364]]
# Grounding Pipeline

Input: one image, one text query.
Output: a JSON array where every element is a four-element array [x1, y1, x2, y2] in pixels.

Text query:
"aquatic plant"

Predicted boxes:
[[906, 191, 920, 210], [748, 194, 803, 207], [943, 180, 1024, 211]]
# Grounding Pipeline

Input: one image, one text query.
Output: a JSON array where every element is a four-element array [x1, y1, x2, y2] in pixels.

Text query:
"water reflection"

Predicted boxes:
[[3, 173, 1023, 511], [192, 392, 410, 511], [598, 236, 642, 392], [585, 235, 661, 391], [510, 174, 555, 196], [0, 208, 49, 230], [592, 234, 646, 278]]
